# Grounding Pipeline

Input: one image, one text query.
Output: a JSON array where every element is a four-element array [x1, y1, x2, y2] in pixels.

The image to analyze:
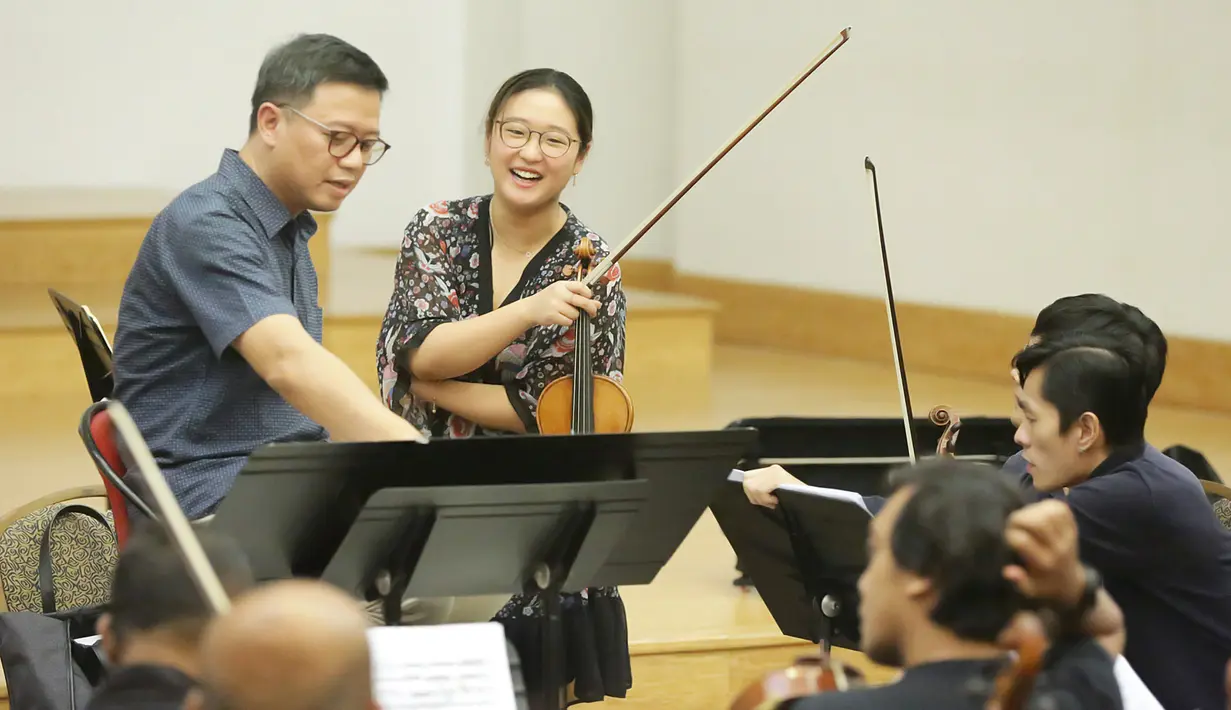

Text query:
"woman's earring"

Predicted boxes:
[[572, 174, 577, 187]]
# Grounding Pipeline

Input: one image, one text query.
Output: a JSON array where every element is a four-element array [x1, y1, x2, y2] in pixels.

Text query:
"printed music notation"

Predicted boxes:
[[367, 623, 517, 710]]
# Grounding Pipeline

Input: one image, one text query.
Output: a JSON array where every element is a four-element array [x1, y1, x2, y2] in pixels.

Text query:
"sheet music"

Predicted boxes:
[[728, 469, 872, 516], [368, 623, 516, 710]]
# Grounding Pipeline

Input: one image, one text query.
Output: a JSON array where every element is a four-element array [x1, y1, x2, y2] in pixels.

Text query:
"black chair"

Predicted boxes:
[[48, 288, 114, 402]]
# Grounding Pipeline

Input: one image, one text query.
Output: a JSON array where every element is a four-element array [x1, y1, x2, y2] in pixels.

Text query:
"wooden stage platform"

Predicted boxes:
[[4, 189, 1231, 708]]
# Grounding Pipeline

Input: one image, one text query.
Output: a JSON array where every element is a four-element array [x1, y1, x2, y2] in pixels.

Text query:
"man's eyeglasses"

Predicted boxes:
[[280, 105, 391, 166], [496, 119, 578, 159]]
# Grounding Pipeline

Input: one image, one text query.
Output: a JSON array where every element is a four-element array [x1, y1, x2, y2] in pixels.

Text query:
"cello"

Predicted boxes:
[[535, 27, 853, 434]]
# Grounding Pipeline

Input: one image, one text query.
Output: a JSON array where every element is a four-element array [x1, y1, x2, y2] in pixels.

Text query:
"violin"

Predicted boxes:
[[536, 237, 635, 435], [535, 27, 852, 435]]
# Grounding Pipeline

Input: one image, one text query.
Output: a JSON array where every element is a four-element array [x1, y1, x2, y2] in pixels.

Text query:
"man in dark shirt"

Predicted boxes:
[[790, 458, 1123, 710], [1003, 293, 1167, 484], [112, 33, 423, 520], [86, 522, 254, 710], [1012, 334, 1231, 709]]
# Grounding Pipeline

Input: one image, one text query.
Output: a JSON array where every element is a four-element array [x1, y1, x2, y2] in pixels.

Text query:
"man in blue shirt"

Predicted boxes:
[[112, 33, 424, 521], [1013, 333, 1231, 710]]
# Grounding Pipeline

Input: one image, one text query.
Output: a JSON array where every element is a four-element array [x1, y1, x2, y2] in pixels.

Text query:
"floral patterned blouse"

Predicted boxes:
[[376, 194, 626, 438], [375, 194, 633, 703]]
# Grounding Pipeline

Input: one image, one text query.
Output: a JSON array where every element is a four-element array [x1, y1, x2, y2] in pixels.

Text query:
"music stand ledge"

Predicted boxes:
[[710, 480, 870, 653], [209, 428, 757, 710]]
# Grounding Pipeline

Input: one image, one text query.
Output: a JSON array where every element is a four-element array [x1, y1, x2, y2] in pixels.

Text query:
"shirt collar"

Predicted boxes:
[[217, 149, 317, 240], [1087, 440, 1146, 480]]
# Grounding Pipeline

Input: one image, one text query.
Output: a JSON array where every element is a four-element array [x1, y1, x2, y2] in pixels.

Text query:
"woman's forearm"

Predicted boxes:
[[415, 380, 527, 433], [410, 303, 532, 381]]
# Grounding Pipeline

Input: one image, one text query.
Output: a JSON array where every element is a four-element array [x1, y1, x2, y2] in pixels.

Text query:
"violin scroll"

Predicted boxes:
[[929, 405, 962, 458], [574, 236, 597, 276]]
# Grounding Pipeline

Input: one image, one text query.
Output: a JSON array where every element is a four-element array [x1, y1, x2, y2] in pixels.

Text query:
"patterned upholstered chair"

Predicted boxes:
[[0, 485, 117, 614], [1201, 480, 1231, 531]]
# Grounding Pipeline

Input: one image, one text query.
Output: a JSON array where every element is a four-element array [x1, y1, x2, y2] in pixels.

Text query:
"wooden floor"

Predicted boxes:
[[4, 342, 1231, 706]]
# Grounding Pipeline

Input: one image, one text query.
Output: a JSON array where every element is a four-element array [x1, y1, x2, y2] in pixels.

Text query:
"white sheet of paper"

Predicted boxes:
[[367, 622, 516, 710], [776, 483, 872, 516], [1114, 656, 1164, 710], [728, 469, 872, 516]]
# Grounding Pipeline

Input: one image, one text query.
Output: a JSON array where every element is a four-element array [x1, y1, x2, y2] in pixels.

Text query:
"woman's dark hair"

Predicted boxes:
[[485, 68, 593, 155], [885, 459, 1029, 642]]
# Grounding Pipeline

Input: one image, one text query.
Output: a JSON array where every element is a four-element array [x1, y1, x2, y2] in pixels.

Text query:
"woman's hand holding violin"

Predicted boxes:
[[518, 280, 601, 327]]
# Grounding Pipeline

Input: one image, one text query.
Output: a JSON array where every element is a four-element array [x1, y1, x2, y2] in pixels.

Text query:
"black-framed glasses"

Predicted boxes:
[[496, 119, 578, 159], [281, 105, 391, 165]]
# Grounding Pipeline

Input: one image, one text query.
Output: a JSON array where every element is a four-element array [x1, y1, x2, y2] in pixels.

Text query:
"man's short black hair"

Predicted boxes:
[[249, 33, 389, 133], [108, 521, 254, 643], [885, 458, 1028, 642], [1031, 294, 1167, 402], [1012, 333, 1149, 448]]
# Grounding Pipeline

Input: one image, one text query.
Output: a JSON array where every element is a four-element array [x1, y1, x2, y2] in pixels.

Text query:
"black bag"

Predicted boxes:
[[0, 504, 114, 710]]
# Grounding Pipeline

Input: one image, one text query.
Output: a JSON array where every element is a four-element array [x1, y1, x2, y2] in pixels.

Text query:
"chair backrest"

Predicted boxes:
[[79, 401, 147, 547], [0, 486, 117, 614], [47, 288, 114, 402]]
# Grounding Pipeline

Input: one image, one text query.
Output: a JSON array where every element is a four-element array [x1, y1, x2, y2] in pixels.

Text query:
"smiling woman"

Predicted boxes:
[[375, 68, 631, 704]]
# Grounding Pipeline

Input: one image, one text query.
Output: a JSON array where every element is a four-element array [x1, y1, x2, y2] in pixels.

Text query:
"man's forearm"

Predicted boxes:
[[416, 380, 526, 433], [411, 305, 531, 381], [272, 345, 426, 442]]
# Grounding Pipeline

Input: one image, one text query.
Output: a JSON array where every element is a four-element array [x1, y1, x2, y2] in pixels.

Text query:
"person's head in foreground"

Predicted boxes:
[[242, 33, 390, 215], [98, 521, 254, 674], [1016, 294, 1166, 403], [186, 579, 376, 710], [1011, 334, 1149, 492], [851, 459, 1123, 709], [858, 459, 1030, 669]]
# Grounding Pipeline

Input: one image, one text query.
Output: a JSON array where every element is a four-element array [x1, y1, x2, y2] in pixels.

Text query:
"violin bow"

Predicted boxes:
[[107, 400, 232, 614], [584, 27, 853, 287], [864, 158, 918, 464]]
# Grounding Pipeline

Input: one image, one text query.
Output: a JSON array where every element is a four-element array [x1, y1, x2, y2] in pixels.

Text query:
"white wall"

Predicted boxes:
[[671, 0, 1231, 340], [4, 0, 1230, 340], [1, 0, 467, 247]]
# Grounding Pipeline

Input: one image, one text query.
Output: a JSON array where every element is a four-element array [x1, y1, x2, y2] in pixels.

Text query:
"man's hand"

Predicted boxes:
[[742, 465, 804, 509], [1002, 499, 1087, 607]]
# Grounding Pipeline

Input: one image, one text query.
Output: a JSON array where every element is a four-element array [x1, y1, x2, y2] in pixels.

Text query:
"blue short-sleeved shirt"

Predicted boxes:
[[112, 149, 327, 518]]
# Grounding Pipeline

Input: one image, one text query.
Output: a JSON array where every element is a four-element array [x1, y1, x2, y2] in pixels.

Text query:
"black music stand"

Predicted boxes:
[[726, 415, 1017, 585], [709, 476, 872, 652], [208, 429, 757, 710]]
